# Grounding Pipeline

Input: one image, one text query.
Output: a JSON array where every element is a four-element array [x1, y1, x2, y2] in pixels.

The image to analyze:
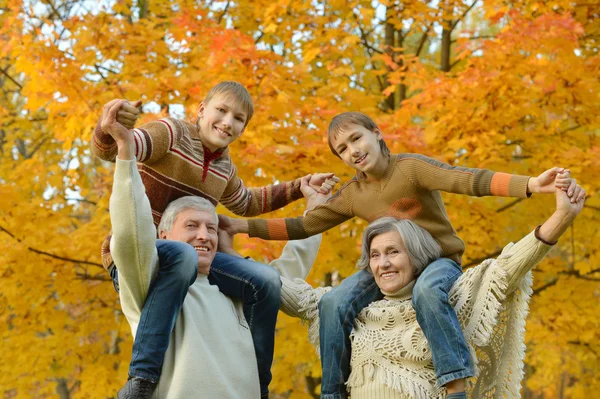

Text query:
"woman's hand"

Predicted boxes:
[[537, 181, 585, 244]]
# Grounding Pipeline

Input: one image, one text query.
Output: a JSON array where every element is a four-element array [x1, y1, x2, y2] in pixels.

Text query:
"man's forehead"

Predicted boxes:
[[176, 208, 218, 224]]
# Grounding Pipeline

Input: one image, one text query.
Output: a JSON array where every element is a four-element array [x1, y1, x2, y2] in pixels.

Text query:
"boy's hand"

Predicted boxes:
[[528, 167, 571, 195], [116, 100, 142, 129], [301, 175, 331, 211], [307, 173, 340, 195]]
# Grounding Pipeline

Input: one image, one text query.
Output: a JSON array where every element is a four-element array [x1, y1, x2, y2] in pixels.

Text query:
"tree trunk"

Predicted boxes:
[[440, 24, 452, 72], [384, 6, 396, 111]]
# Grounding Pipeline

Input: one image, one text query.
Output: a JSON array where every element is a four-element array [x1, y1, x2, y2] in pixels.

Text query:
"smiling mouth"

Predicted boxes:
[[380, 271, 397, 279], [214, 126, 231, 137], [194, 245, 210, 252], [355, 154, 367, 164]]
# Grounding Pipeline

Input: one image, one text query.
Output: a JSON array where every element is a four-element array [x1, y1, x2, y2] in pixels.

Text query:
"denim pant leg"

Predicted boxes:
[[208, 252, 281, 399], [412, 258, 474, 386], [114, 240, 198, 382], [318, 269, 383, 399]]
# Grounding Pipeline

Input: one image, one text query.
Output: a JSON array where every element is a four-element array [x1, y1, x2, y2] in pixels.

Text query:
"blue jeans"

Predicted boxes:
[[318, 258, 473, 399], [111, 244, 280, 399]]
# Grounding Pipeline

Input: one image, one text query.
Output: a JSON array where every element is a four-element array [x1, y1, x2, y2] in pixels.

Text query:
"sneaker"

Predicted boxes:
[[116, 377, 157, 399]]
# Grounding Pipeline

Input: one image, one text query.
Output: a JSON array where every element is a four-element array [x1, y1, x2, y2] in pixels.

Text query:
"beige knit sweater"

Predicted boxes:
[[278, 231, 553, 399]]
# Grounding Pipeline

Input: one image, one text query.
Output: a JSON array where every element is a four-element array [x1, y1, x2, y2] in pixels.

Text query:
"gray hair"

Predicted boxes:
[[157, 196, 217, 235], [356, 217, 443, 275]]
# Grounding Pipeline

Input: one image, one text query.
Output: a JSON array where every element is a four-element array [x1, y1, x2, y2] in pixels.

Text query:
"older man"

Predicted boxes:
[[106, 104, 325, 397]]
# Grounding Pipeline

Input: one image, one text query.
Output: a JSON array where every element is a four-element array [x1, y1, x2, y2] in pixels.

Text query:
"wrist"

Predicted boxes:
[[116, 137, 135, 161], [234, 219, 249, 234], [527, 177, 538, 194]]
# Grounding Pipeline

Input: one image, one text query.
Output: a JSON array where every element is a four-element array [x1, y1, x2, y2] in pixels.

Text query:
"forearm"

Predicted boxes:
[[537, 210, 575, 244], [270, 235, 322, 280], [109, 159, 158, 301]]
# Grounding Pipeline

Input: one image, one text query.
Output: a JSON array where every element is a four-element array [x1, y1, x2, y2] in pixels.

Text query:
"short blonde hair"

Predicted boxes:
[[327, 112, 390, 158], [204, 81, 254, 126]]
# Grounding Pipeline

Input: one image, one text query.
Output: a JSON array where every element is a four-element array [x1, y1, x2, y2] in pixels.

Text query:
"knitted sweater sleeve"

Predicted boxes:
[[397, 153, 531, 198], [91, 117, 183, 164], [109, 158, 160, 329], [220, 164, 304, 217], [269, 235, 322, 280], [449, 230, 552, 346], [246, 181, 356, 240]]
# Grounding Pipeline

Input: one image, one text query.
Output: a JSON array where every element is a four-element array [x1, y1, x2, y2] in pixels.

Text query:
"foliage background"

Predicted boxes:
[[0, 0, 599, 397]]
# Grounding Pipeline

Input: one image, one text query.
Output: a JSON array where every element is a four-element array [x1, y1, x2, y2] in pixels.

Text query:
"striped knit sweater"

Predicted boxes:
[[248, 154, 531, 264], [92, 117, 303, 269]]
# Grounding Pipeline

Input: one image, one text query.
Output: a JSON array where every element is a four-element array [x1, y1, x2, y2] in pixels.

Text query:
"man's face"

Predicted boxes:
[[197, 94, 248, 152], [161, 208, 218, 275]]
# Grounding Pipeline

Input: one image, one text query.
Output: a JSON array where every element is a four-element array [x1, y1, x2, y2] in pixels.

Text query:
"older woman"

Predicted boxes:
[[271, 183, 585, 399]]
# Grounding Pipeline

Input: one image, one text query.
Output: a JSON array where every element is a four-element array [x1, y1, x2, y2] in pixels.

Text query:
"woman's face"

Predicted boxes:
[[369, 230, 416, 293]]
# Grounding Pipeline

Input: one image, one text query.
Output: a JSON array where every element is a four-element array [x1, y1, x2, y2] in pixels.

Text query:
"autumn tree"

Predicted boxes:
[[1, 0, 598, 398]]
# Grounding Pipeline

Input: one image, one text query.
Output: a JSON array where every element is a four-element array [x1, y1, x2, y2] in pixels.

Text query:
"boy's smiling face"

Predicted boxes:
[[197, 94, 248, 151], [331, 123, 388, 179]]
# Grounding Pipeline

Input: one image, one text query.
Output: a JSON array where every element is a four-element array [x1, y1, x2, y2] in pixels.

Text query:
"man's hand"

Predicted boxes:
[[100, 100, 135, 160], [528, 167, 573, 195], [217, 225, 242, 257], [307, 173, 340, 195], [218, 214, 249, 236]]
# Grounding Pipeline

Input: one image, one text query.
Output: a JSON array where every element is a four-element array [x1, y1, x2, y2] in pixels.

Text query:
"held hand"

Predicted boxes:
[[529, 167, 572, 195], [217, 214, 248, 236], [301, 175, 331, 211], [307, 173, 340, 195], [555, 182, 585, 217], [217, 225, 236, 255], [117, 100, 142, 129], [100, 100, 135, 159]]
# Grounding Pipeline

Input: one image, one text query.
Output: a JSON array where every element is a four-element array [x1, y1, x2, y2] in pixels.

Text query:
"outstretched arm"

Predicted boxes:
[[499, 181, 585, 294], [105, 101, 159, 320], [220, 167, 340, 217]]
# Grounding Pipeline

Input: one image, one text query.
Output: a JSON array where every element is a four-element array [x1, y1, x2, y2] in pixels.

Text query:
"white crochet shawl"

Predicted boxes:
[[280, 232, 550, 399]]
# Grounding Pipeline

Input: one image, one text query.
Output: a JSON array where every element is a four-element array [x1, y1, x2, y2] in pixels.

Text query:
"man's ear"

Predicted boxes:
[[158, 230, 168, 240]]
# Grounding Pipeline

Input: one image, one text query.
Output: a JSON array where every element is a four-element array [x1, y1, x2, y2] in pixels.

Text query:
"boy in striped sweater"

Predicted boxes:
[[93, 82, 338, 399], [221, 111, 578, 399]]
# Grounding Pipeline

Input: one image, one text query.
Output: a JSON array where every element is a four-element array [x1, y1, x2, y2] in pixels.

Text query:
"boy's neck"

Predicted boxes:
[[365, 154, 391, 181]]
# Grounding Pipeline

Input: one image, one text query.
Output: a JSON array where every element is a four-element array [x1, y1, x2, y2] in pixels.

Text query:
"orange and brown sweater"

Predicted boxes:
[[248, 154, 531, 264], [93, 117, 303, 269]]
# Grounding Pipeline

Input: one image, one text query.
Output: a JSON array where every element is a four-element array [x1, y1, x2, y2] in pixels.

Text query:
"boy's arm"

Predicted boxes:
[[398, 153, 569, 198], [91, 100, 181, 164], [220, 166, 337, 217], [220, 180, 356, 240]]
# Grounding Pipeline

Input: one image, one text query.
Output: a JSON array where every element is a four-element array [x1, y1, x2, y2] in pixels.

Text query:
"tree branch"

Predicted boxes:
[[496, 198, 524, 213], [0, 66, 23, 89], [451, 1, 479, 30], [0, 224, 103, 268]]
